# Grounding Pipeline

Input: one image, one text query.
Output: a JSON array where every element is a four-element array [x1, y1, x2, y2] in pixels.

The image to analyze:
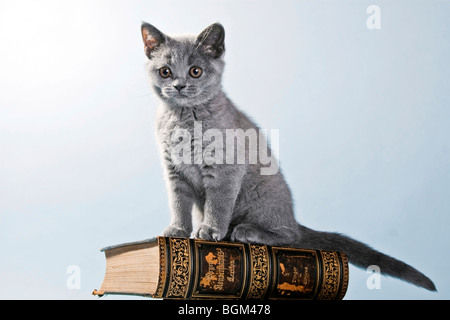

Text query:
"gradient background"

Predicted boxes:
[[0, 0, 449, 299]]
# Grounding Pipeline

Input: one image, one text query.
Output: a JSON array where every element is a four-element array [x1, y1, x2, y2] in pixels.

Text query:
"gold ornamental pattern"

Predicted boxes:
[[154, 237, 167, 298], [336, 252, 349, 300], [317, 251, 340, 300], [247, 244, 270, 299], [167, 238, 190, 298]]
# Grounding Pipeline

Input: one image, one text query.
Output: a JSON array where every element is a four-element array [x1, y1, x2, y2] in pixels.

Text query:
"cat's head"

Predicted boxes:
[[141, 22, 225, 107]]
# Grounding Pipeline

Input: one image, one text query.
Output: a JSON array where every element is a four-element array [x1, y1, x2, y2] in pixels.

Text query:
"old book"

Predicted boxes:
[[93, 236, 349, 300]]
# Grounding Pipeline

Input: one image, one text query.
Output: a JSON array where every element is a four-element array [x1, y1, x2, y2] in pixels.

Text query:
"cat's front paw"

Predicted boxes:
[[163, 225, 190, 238], [194, 224, 224, 241]]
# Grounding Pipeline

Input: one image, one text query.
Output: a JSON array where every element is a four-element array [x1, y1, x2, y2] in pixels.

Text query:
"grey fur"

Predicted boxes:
[[141, 22, 436, 291]]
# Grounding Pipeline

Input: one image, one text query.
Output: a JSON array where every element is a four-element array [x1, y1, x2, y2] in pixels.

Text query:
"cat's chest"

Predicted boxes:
[[156, 107, 205, 153], [156, 106, 211, 187]]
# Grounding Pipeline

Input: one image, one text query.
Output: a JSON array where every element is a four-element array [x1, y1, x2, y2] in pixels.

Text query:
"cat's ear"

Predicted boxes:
[[195, 23, 225, 59], [141, 22, 166, 59]]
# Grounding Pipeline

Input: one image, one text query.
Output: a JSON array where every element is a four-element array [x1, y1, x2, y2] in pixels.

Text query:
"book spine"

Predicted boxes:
[[153, 237, 348, 300]]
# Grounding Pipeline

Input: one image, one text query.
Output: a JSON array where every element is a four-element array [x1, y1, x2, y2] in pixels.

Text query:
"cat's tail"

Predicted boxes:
[[295, 224, 436, 291]]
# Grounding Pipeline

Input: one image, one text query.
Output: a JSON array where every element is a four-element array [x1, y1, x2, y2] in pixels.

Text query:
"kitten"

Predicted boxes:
[[140, 22, 436, 291]]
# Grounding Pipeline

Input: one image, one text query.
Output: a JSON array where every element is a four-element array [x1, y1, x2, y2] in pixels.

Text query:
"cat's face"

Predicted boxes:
[[141, 23, 225, 107]]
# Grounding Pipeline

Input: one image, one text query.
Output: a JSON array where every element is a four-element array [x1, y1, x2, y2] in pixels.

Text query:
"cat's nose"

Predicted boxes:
[[173, 84, 186, 92]]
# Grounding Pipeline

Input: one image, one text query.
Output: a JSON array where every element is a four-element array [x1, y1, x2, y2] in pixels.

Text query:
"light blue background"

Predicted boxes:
[[0, 0, 449, 299]]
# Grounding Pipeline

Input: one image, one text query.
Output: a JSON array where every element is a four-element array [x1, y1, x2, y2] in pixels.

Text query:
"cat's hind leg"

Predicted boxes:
[[230, 223, 297, 246]]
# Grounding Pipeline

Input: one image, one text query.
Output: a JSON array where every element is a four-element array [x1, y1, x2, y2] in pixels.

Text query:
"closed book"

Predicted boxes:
[[93, 236, 349, 300]]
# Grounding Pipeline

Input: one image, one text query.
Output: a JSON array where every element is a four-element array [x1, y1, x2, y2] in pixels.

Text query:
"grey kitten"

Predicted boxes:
[[141, 22, 436, 291]]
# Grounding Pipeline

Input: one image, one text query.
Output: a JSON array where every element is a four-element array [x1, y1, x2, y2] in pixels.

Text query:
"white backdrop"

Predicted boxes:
[[0, 0, 449, 299]]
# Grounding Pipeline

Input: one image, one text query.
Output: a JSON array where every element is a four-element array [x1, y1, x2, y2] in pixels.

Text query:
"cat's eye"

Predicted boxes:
[[159, 67, 172, 78], [189, 66, 203, 78]]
